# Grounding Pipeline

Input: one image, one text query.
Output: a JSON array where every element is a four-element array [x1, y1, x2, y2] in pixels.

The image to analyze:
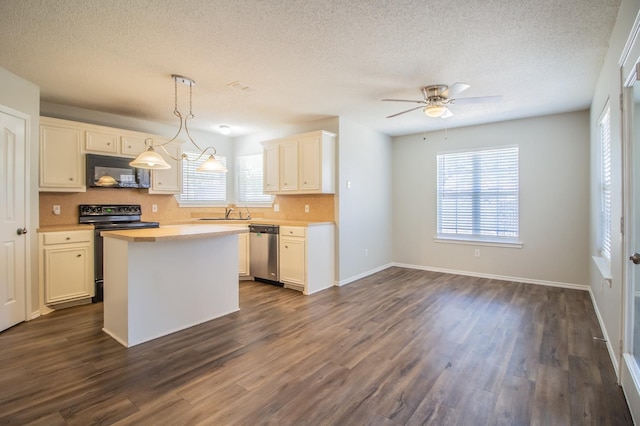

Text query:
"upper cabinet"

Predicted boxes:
[[39, 117, 182, 194], [261, 130, 336, 195], [40, 117, 84, 192]]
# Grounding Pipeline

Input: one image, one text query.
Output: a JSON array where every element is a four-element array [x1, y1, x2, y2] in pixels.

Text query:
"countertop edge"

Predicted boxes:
[[101, 224, 249, 243]]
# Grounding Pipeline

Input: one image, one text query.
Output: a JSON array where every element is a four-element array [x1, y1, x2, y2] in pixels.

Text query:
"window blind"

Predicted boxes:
[[600, 107, 612, 261], [437, 146, 519, 240], [179, 152, 227, 203], [237, 154, 272, 204]]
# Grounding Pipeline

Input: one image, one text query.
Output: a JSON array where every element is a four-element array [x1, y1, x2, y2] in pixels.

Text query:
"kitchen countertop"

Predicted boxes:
[[174, 218, 334, 227], [100, 224, 248, 243], [37, 224, 95, 233]]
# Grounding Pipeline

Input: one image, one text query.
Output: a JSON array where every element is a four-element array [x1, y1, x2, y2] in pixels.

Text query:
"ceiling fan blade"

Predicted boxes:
[[450, 95, 503, 105], [382, 98, 426, 104], [386, 106, 424, 118], [441, 83, 470, 98], [440, 108, 453, 118]]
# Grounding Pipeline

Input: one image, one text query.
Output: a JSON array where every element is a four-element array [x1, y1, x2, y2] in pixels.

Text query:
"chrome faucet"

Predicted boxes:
[[224, 207, 234, 219]]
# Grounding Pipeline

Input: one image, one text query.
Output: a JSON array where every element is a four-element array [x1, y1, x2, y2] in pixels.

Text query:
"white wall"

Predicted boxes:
[[589, 0, 640, 375], [393, 111, 590, 287], [336, 118, 393, 283], [0, 67, 40, 315]]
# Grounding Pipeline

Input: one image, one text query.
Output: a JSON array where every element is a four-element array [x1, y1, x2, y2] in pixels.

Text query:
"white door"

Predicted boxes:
[[0, 110, 26, 331]]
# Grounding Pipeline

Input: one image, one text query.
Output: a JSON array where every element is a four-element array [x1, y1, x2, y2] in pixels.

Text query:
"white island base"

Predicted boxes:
[[102, 227, 242, 347]]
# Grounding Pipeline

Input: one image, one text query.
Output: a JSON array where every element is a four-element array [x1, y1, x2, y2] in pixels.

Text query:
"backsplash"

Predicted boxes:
[[38, 190, 335, 227]]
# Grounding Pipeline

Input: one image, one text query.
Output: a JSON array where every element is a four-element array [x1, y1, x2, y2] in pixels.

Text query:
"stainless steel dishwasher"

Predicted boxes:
[[249, 224, 281, 284]]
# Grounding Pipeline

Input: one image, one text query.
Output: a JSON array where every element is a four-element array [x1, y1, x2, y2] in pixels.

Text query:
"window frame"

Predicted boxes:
[[236, 153, 273, 207], [599, 103, 612, 262], [434, 145, 522, 248], [176, 151, 228, 207]]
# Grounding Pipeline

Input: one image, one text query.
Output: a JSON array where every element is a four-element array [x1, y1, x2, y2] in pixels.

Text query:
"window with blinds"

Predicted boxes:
[[179, 152, 227, 205], [599, 106, 612, 261], [237, 154, 272, 205], [437, 146, 519, 242]]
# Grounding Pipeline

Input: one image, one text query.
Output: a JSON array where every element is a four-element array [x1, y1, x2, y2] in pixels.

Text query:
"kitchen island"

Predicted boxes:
[[101, 224, 248, 347]]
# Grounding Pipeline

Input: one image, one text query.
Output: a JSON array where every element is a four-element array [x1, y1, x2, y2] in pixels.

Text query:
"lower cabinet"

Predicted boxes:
[[238, 232, 250, 277], [279, 224, 334, 295], [39, 230, 94, 305]]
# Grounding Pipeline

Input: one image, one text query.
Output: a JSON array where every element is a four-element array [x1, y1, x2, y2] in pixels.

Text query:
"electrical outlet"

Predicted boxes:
[[274, 204, 280, 212], [474, 249, 480, 257], [152, 204, 158, 213], [305, 204, 309, 213], [53, 205, 61, 215]]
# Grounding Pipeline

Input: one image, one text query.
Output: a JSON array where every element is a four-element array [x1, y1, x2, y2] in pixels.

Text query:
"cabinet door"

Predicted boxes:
[[280, 236, 305, 285], [150, 143, 182, 194], [299, 136, 321, 192], [121, 135, 148, 157], [85, 129, 118, 154], [238, 233, 249, 276], [263, 143, 280, 193], [39, 122, 84, 191], [43, 244, 93, 303], [280, 141, 298, 192]]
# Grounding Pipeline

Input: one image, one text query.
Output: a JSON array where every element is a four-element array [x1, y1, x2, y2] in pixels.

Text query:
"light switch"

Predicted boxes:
[[274, 204, 280, 212], [53, 205, 61, 215], [152, 204, 158, 213]]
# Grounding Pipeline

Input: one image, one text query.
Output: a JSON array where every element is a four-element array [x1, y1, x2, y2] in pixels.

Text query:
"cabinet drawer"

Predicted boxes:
[[121, 135, 148, 156], [85, 130, 118, 153], [43, 231, 92, 245], [280, 226, 306, 238]]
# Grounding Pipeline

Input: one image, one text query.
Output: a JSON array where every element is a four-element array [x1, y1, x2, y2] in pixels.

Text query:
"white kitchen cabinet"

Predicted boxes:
[[85, 129, 119, 154], [39, 230, 94, 305], [279, 224, 335, 295], [261, 130, 335, 195], [263, 142, 280, 192], [280, 140, 299, 192], [121, 134, 148, 156], [238, 232, 250, 277], [149, 142, 182, 194], [39, 117, 85, 192]]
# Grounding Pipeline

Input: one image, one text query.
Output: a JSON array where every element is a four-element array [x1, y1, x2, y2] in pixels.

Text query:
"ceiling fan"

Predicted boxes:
[[382, 83, 502, 119]]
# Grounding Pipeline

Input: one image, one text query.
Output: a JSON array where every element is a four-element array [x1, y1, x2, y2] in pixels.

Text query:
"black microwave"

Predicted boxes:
[[86, 154, 151, 189]]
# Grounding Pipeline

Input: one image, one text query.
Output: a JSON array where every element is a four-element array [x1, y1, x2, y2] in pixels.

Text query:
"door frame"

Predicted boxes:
[[0, 104, 33, 324], [620, 9, 640, 420]]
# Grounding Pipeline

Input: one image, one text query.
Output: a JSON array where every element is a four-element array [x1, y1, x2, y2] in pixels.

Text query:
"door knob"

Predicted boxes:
[[16, 228, 27, 235], [630, 253, 640, 264]]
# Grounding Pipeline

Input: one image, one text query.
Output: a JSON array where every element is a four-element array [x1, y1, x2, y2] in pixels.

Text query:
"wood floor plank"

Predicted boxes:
[[0, 267, 632, 425]]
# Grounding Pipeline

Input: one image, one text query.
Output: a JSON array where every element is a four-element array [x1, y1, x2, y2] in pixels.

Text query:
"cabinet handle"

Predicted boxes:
[[69, 177, 74, 181], [284, 245, 288, 249], [76, 254, 82, 258], [107, 142, 111, 145], [66, 237, 71, 240]]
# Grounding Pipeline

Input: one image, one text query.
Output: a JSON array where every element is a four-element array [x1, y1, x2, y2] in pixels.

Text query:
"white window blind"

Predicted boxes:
[[179, 152, 227, 204], [237, 154, 272, 205], [600, 107, 612, 261], [437, 146, 519, 241]]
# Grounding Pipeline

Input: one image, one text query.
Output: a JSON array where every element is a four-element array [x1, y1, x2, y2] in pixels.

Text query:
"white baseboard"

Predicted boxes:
[[29, 310, 40, 320], [336, 263, 394, 287], [392, 262, 590, 291], [588, 288, 620, 380]]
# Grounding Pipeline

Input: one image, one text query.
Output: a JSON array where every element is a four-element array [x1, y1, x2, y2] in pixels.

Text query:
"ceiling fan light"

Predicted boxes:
[[219, 125, 231, 135], [197, 155, 228, 172], [424, 105, 447, 118], [129, 147, 171, 170]]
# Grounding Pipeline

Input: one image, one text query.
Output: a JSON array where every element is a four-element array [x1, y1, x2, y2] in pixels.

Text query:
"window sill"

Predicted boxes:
[[592, 256, 612, 282], [433, 235, 523, 249]]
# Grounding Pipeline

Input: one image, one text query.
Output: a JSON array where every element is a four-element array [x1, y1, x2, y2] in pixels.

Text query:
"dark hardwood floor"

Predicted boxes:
[[0, 267, 632, 425]]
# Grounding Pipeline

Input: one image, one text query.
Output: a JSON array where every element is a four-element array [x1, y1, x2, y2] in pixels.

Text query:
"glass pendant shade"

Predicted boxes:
[[129, 147, 171, 170], [197, 155, 228, 172], [424, 105, 447, 118]]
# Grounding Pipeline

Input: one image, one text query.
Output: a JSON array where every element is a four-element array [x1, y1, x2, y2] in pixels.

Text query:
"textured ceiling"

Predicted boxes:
[[0, 0, 621, 137]]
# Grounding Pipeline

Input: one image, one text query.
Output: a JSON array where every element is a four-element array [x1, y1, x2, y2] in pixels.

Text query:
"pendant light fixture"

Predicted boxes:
[[129, 74, 227, 173]]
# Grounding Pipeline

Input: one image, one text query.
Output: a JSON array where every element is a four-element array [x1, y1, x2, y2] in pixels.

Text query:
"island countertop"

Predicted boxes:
[[101, 224, 248, 243]]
